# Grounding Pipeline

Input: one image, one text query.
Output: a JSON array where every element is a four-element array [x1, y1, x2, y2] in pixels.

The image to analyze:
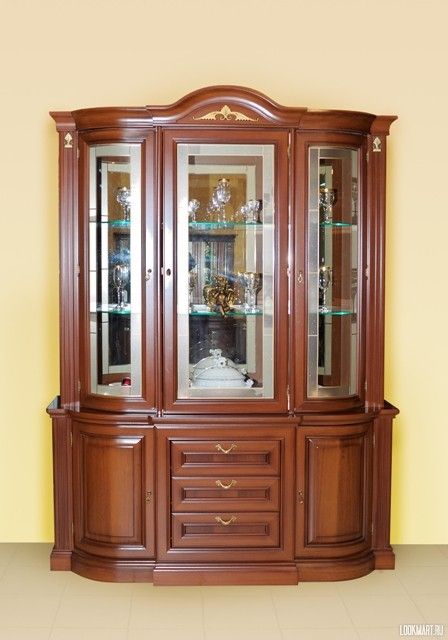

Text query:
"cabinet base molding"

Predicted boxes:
[[153, 563, 298, 586], [373, 548, 396, 570], [296, 551, 377, 582], [50, 549, 72, 571], [51, 552, 395, 584], [71, 552, 155, 583]]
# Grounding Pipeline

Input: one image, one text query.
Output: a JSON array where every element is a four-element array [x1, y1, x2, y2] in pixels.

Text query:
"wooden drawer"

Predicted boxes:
[[170, 439, 280, 476], [171, 477, 280, 512], [172, 512, 280, 548]]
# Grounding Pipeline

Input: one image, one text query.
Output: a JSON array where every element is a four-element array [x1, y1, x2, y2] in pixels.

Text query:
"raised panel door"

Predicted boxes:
[[296, 423, 372, 558], [73, 422, 155, 559]]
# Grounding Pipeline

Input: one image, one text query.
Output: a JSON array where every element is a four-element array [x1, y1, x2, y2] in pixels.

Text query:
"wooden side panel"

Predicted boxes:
[[297, 423, 372, 558], [372, 406, 398, 568], [73, 423, 155, 559], [48, 408, 73, 569]]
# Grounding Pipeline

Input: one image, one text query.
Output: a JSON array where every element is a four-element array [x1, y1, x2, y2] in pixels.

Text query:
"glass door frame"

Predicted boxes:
[[78, 129, 159, 413], [162, 128, 289, 414], [293, 131, 367, 413]]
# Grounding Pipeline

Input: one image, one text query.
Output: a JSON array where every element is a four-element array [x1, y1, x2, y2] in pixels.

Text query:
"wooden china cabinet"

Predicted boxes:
[[48, 86, 398, 584]]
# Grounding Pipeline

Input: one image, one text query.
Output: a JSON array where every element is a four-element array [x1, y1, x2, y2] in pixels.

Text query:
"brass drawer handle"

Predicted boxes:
[[215, 479, 237, 490], [215, 516, 237, 526], [215, 443, 237, 454]]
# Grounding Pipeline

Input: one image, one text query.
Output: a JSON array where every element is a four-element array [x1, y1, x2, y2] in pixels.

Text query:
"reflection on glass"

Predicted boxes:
[[307, 147, 359, 398], [89, 144, 142, 396], [177, 143, 275, 399]]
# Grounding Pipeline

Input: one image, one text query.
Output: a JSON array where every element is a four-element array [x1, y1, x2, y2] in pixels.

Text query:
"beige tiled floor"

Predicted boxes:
[[0, 544, 446, 639]]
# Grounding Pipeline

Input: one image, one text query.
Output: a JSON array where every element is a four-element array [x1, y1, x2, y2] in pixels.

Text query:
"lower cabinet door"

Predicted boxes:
[[73, 421, 155, 559], [296, 422, 373, 558]]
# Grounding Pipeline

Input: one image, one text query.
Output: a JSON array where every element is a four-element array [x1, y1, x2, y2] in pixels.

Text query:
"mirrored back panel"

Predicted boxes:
[[88, 144, 142, 396], [307, 147, 360, 398], [176, 144, 275, 400]]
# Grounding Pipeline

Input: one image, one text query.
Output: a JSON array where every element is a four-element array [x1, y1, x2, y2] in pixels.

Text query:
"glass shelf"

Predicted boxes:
[[89, 218, 130, 228], [320, 220, 356, 228], [318, 308, 354, 316], [190, 305, 262, 317], [188, 221, 262, 231], [95, 304, 132, 316]]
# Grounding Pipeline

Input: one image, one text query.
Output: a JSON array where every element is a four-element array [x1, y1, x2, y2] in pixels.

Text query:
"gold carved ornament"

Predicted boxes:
[[193, 104, 258, 122], [203, 275, 237, 317]]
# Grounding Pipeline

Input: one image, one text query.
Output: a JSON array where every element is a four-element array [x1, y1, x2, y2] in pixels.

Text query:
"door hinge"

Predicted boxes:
[[373, 433, 376, 447], [70, 432, 73, 447], [77, 147, 80, 159], [366, 150, 369, 163], [145, 491, 152, 503], [77, 380, 81, 392], [76, 265, 80, 277]]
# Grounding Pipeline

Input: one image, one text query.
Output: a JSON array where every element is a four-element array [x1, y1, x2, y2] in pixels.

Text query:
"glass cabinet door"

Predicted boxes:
[[88, 144, 142, 396], [176, 143, 275, 400], [307, 147, 360, 398]]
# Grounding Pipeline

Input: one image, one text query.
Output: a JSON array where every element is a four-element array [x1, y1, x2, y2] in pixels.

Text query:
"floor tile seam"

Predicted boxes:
[[405, 591, 443, 625], [124, 589, 133, 633], [395, 566, 448, 598], [268, 582, 283, 631], [331, 589, 358, 632], [200, 586, 206, 635], [50, 573, 75, 632]]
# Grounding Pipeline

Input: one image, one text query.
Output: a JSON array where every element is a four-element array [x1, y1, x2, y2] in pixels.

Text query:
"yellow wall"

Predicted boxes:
[[1, 0, 447, 543]]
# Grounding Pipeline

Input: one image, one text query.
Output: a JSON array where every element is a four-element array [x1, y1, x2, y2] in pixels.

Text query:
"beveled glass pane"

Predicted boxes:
[[307, 147, 359, 398], [89, 144, 142, 396], [177, 144, 275, 399]]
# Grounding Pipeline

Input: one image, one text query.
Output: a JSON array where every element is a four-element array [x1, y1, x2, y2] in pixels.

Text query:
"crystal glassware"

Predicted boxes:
[[318, 265, 332, 313], [116, 186, 131, 222], [112, 263, 130, 309], [319, 187, 337, 223], [214, 178, 231, 223], [188, 271, 197, 311], [238, 271, 262, 312], [188, 198, 200, 222], [243, 199, 261, 223]]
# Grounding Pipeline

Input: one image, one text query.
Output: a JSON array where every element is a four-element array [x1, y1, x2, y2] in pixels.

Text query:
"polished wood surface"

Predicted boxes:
[[49, 86, 398, 584], [296, 423, 372, 558], [73, 422, 155, 559]]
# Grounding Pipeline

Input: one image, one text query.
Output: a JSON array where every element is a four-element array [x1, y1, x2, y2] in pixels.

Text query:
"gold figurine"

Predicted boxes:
[[203, 275, 237, 317]]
